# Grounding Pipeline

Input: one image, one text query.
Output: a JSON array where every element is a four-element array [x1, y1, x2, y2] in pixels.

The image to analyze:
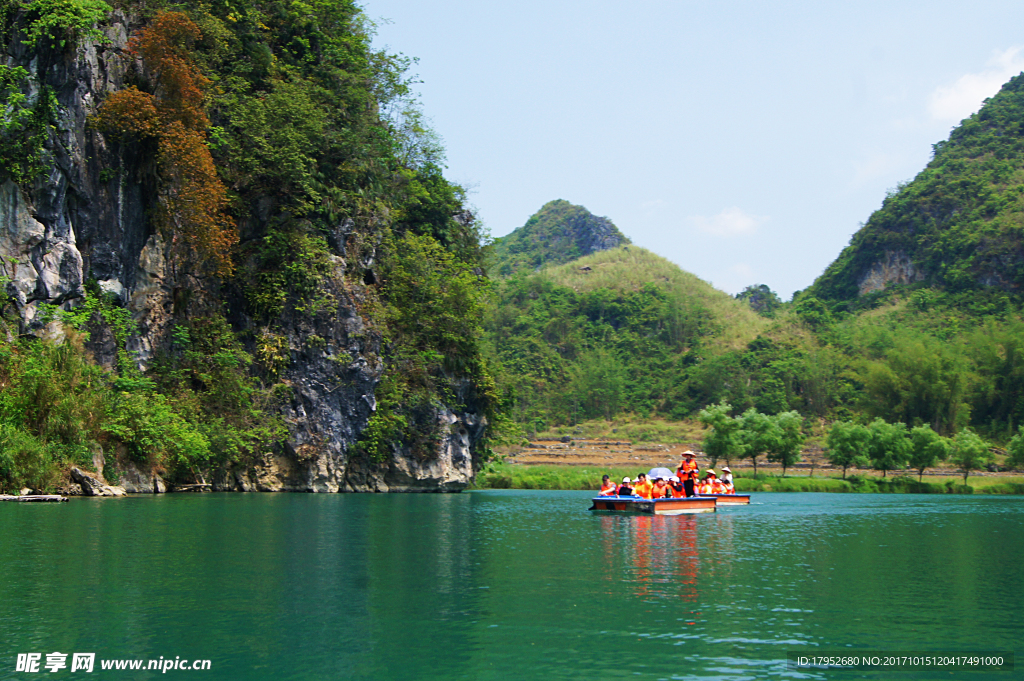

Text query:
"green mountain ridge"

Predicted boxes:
[[809, 72, 1024, 306]]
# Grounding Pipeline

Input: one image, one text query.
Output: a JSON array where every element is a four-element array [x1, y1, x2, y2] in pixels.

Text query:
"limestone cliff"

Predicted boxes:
[[0, 7, 489, 493]]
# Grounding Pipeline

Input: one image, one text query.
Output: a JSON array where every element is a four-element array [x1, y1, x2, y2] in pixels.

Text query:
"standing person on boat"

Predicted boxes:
[[599, 475, 618, 496], [617, 476, 634, 496], [633, 473, 654, 499], [684, 470, 697, 497], [677, 451, 699, 480]]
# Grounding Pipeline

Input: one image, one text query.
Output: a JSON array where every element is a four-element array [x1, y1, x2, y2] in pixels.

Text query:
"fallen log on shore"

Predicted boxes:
[[0, 495, 68, 502]]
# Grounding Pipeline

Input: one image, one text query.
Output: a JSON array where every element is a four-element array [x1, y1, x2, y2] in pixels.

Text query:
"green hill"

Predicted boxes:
[[810, 73, 1024, 306], [490, 199, 630, 276], [485, 242, 775, 429]]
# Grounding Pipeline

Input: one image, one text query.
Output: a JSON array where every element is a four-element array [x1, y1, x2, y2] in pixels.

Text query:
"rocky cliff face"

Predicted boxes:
[[1, 14, 483, 493], [856, 250, 922, 296]]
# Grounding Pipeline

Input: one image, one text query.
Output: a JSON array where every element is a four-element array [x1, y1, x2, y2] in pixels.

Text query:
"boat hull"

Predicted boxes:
[[703, 494, 750, 505], [589, 496, 717, 515]]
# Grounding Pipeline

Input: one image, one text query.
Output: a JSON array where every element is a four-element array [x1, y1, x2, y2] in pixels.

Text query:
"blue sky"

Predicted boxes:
[[363, 0, 1024, 298]]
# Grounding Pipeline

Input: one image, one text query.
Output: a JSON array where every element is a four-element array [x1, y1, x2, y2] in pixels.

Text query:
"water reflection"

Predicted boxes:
[[598, 515, 703, 604]]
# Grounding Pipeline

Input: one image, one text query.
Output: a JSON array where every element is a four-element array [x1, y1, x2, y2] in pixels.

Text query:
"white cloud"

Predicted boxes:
[[929, 47, 1024, 122], [689, 207, 767, 237]]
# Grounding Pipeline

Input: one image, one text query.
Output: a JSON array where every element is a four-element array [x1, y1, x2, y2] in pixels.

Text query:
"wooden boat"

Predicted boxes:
[[702, 493, 751, 505], [589, 496, 717, 515]]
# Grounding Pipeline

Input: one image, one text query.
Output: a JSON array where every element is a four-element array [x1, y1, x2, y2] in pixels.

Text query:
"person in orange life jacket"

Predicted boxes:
[[676, 450, 699, 480], [617, 476, 634, 496], [703, 469, 726, 494], [633, 473, 654, 499], [599, 474, 618, 496], [652, 477, 671, 499], [668, 475, 685, 498], [683, 469, 698, 497], [698, 470, 715, 495]]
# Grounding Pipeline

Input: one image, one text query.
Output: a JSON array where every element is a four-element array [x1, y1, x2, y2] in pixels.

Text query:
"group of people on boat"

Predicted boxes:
[[598, 451, 736, 498]]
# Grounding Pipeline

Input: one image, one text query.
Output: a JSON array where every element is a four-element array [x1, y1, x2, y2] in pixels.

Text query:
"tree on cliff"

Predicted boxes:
[[92, 11, 236, 275], [736, 284, 782, 318]]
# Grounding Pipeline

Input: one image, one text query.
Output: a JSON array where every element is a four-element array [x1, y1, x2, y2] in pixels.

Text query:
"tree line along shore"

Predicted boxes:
[[473, 463, 1024, 494]]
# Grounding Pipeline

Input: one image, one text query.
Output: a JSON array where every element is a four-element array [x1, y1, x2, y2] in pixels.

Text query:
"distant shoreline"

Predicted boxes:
[[472, 462, 1024, 494]]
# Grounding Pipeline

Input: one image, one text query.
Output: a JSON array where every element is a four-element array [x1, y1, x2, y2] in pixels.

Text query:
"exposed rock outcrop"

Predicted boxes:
[[857, 250, 922, 295], [70, 467, 126, 496]]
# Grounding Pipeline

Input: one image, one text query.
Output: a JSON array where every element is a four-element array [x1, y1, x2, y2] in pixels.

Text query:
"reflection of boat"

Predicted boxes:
[[589, 496, 717, 515], [702, 494, 751, 505]]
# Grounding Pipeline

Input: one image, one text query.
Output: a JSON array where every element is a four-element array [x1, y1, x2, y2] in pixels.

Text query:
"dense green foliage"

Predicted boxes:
[[908, 424, 949, 481], [824, 421, 869, 478], [0, 64, 57, 184], [0, 281, 287, 491], [736, 284, 783, 318], [1, 0, 498, 489], [948, 428, 993, 485], [485, 244, 774, 431]]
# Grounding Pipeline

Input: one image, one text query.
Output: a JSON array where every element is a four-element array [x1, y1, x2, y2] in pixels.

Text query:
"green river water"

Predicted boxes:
[[1, 491, 1021, 680]]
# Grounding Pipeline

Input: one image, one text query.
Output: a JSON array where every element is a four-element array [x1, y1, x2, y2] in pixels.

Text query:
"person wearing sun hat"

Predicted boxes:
[[698, 469, 718, 495], [721, 466, 734, 493], [617, 476, 634, 496], [684, 469, 698, 497], [677, 450, 699, 480]]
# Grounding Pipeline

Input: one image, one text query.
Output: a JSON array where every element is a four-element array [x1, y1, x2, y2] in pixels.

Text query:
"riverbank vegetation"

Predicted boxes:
[[470, 462, 1024, 494]]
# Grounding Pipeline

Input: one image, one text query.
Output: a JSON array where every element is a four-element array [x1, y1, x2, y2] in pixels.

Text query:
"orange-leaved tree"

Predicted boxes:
[[93, 11, 235, 275]]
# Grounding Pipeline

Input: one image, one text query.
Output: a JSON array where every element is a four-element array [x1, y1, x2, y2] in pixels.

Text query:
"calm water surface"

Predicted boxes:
[[1, 491, 1021, 680]]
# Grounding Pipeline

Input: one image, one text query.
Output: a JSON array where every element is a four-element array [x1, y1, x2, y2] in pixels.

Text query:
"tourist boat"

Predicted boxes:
[[589, 496, 717, 515], [701, 493, 751, 505]]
